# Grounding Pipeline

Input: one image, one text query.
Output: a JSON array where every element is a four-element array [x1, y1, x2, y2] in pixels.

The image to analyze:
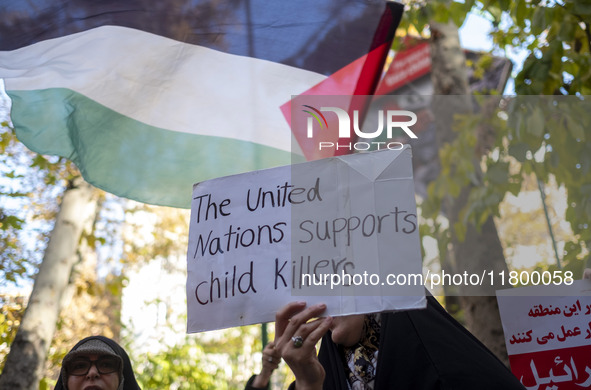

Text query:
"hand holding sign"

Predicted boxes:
[[274, 302, 332, 390]]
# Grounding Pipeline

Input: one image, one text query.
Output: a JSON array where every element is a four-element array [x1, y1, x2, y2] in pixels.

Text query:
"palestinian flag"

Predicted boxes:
[[0, 0, 403, 208]]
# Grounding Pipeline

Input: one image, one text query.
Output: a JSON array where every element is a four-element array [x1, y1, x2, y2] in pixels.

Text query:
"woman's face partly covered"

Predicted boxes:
[[329, 314, 366, 347], [66, 353, 120, 390]]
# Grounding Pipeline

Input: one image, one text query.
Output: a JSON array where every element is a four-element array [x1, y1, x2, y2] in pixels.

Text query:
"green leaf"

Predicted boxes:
[[478, 207, 491, 227], [433, 2, 450, 24], [450, 2, 468, 26], [574, 1, 591, 15], [2, 191, 28, 198], [532, 6, 546, 35], [549, 150, 560, 168], [515, 0, 527, 26], [4, 171, 24, 179], [558, 20, 576, 41], [499, 0, 512, 12], [0, 215, 24, 230], [454, 221, 467, 242], [491, 9, 503, 25], [31, 154, 49, 169], [39, 378, 56, 390], [566, 116, 586, 140], [526, 106, 545, 137], [487, 162, 510, 184], [509, 143, 530, 162], [507, 181, 522, 196]]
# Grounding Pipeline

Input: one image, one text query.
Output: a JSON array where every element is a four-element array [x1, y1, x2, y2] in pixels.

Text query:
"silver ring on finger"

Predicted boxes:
[[291, 335, 304, 348]]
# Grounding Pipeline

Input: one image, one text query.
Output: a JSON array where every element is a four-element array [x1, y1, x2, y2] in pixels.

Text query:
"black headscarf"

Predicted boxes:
[[54, 335, 141, 390]]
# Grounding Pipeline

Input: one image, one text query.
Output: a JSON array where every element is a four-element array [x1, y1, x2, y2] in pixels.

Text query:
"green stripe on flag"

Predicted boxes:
[[9, 88, 299, 208]]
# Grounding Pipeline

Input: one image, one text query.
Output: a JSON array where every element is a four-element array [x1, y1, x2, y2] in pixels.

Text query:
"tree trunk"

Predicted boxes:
[[0, 177, 98, 390], [429, 21, 510, 365]]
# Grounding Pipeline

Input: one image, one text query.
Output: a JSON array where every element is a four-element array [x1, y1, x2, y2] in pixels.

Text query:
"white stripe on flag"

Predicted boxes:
[[0, 25, 326, 152]]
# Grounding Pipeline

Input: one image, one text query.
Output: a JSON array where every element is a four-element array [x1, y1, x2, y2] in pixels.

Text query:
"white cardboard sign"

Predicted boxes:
[[497, 281, 591, 389], [186, 146, 425, 332]]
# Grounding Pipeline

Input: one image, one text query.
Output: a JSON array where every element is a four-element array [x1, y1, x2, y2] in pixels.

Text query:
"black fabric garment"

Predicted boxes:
[[245, 374, 270, 390], [54, 335, 141, 390], [318, 296, 525, 390]]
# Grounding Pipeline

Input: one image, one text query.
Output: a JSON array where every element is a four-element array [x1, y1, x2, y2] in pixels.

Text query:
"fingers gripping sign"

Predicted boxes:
[[275, 302, 333, 390], [262, 341, 281, 370]]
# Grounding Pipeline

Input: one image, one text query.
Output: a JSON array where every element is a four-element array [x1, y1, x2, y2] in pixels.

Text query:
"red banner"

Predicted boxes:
[[509, 345, 591, 389]]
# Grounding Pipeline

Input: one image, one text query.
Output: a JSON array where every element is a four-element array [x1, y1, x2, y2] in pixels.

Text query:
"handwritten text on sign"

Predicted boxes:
[[186, 147, 425, 332], [497, 281, 591, 390]]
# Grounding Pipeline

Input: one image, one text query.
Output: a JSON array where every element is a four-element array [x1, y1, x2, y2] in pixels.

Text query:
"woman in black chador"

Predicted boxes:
[[274, 297, 525, 390]]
